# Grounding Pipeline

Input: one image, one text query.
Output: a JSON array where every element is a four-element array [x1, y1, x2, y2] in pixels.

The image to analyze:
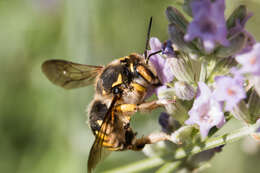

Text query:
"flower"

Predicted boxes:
[[159, 112, 180, 133], [185, 82, 225, 139], [235, 43, 260, 75], [162, 40, 175, 57], [184, 0, 229, 53], [174, 81, 195, 100], [149, 37, 174, 84], [213, 75, 246, 111]]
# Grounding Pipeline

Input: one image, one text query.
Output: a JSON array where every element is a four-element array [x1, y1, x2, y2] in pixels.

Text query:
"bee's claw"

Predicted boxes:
[[156, 99, 176, 106]]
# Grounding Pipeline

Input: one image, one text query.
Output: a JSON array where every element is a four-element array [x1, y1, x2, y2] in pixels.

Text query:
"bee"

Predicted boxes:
[[41, 17, 173, 172]]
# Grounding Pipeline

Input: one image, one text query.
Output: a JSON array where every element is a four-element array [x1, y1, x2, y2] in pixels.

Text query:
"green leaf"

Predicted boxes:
[[226, 5, 248, 29], [166, 6, 189, 32], [182, 0, 193, 17]]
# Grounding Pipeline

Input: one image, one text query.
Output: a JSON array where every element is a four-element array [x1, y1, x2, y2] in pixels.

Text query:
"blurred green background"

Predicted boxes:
[[1, 0, 260, 173]]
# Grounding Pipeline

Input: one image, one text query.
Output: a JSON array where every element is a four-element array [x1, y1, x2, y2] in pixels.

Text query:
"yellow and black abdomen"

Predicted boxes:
[[88, 100, 108, 135], [88, 98, 133, 150]]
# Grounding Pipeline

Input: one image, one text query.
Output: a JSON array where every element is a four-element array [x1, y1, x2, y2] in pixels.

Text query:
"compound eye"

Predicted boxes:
[[112, 86, 121, 94]]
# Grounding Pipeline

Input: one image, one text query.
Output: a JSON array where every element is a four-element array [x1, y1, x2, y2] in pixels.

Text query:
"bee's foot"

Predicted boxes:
[[156, 99, 176, 106]]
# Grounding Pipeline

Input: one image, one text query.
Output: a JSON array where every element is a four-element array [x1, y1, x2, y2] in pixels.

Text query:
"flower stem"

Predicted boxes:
[[104, 123, 259, 173], [155, 161, 182, 173], [104, 157, 164, 173], [173, 123, 257, 159]]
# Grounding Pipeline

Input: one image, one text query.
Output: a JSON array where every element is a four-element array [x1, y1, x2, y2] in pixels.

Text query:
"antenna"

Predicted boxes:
[[144, 17, 153, 60], [144, 17, 162, 64]]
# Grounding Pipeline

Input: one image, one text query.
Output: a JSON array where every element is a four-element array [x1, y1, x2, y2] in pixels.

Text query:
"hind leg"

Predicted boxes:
[[128, 132, 173, 151]]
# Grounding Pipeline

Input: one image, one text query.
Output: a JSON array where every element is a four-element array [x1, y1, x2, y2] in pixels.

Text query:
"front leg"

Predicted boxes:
[[115, 99, 175, 114]]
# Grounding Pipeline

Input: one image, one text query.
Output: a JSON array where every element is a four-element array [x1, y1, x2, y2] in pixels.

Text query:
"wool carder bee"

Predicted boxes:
[[41, 18, 173, 172]]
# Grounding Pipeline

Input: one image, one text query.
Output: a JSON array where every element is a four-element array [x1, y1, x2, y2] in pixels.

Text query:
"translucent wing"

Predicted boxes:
[[88, 96, 119, 173], [42, 59, 103, 89]]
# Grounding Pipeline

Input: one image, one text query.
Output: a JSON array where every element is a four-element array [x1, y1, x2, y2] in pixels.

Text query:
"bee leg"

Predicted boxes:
[[115, 104, 138, 113], [129, 132, 173, 151], [137, 99, 176, 113], [115, 99, 175, 114], [136, 100, 160, 112]]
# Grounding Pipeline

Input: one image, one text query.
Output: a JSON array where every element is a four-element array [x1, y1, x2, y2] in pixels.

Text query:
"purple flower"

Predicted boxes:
[[149, 37, 174, 84], [185, 82, 225, 139], [162, 40, 175, 57], [235, 43, 260, 75], [213, 75, 246, 111], [184, 0, 229, 53]]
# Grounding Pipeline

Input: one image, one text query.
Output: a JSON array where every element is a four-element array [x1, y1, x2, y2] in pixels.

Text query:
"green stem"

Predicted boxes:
[[104, 157, 164, 173], [173, 123, 257, 159], [104, 123, 259, 173], [155, 161, 182, 173]]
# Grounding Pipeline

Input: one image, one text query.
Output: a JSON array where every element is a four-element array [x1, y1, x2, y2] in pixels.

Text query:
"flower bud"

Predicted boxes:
[[168, 24, 199, 54], [215, 32, 247, 58], [166, 6, 188, 32], [159, 112, 181, 133], [174, 81, 195, 100], [170, 125, 196, 144], [142, 141, 168, 157], [157, 87, 189, 124], [166, 55, 195, 84], [226, 5, 248, 30], [162, 40, 175, 57], [252, 76, 260, 97], [248, 89, 260, 123], [231, 100, 253, 124]]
